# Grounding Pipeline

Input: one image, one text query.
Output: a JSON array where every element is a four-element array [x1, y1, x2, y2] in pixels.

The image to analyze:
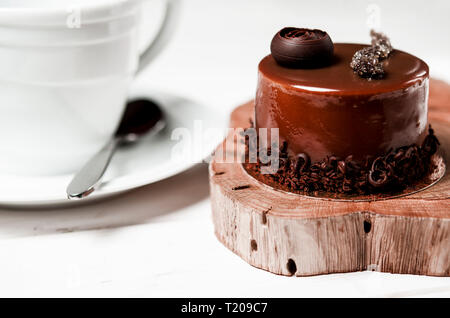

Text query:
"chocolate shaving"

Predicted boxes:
[[295, 153, 310, 173], [232, 185, 251, 190], [243, 125, 439, 195]]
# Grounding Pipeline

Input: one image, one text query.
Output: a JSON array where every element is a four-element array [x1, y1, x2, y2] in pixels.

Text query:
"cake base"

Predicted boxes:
[[209, 80, 450, 277]]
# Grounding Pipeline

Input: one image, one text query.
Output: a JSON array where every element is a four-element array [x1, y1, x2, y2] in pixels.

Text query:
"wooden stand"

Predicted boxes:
[[209, 79, 450, 277]]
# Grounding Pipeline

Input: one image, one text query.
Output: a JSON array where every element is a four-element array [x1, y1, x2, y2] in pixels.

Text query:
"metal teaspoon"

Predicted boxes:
[[66, 99, 165, 199]]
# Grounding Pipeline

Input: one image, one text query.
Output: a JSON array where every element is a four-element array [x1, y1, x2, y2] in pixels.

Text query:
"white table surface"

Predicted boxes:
[[0, 0, 449, 297]]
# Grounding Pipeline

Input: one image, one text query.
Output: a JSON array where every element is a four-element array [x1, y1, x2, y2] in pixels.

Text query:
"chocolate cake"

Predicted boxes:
[[244, 28, 440, 196]]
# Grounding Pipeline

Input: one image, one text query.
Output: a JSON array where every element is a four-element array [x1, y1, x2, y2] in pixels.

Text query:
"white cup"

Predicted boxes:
[[0, 0, 179, 176]]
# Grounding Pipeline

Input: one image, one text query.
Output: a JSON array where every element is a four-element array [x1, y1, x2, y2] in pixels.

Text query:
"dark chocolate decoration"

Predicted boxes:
[[370, 30, 393, 59], [350, 30, 393, 79], [295, 153, 310, 173], [350, 47, 385, 79], [243, 126, 439, 195], [270, 27, 334, 68]]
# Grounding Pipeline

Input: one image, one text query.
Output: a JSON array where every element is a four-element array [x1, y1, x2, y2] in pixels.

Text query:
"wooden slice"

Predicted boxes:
[[209, 79, 450, 277]]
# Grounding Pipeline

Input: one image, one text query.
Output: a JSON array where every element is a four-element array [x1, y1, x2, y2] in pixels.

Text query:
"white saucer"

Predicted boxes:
[[0, 88, 227, 208]]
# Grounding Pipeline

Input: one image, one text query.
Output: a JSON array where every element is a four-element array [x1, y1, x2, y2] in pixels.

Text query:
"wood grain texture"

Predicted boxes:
[[209, 79, 450, 277]]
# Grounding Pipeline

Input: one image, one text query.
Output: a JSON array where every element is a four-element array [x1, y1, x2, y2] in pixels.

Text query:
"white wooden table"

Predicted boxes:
[[0, 0, 448, 297]]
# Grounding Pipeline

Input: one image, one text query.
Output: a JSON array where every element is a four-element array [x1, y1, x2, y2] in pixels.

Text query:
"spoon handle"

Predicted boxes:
[[66, 138, 119, 199]]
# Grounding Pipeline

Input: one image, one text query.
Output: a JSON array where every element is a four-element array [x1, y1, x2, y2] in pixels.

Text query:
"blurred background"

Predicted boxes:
[[141, 0, 450, 114]]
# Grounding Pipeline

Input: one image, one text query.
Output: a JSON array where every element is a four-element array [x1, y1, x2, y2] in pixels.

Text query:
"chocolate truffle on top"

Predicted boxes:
[[270, 27, 334, 68]]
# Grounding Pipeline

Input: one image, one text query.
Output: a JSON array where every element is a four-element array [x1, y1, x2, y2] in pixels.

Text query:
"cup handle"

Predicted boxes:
[[136, 0, 181, 75]]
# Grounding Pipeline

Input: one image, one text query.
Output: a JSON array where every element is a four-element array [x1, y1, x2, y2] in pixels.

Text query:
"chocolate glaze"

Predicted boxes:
[[255, 43, 429, 162]]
